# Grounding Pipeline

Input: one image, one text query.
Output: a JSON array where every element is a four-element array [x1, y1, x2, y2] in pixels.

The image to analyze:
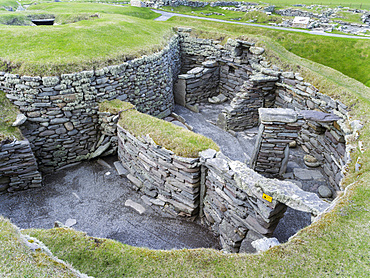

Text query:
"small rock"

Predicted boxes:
[[125, 199, 145, 214], [114, 161, 128, 176], [65, 218, 77, 227], [185, 103, 199, 113], [12, 113, 27, 126], [97, 159, 111, 169], [249, 46, 265, 55], [289, 140, 297, 148], [304, 155, 320, 168], [251, 237, 280, 252], [318, 185, 332, 198]]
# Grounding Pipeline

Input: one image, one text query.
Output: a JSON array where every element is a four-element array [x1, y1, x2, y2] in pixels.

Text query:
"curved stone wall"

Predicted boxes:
[[0, 35, 180, 172]]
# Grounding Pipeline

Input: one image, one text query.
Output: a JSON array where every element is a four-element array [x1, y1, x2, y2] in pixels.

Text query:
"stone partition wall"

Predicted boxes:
[[298, 110, 344, 190], [250, 108, 303, 178], [174, 60, 220, 106], [217, 74, 278, 131], [117, 124, 201, 217], [0, 138, 42, 193], [0, 35, 181, 172], [200, 149, 329, 253]]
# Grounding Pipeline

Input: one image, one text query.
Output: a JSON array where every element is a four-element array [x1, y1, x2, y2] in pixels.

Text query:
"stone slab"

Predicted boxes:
[[125, 199, 145, 214], [259, 108, 298, 123]]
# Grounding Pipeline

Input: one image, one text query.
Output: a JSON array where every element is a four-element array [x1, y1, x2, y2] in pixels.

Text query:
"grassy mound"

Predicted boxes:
[[100, 100, 220, 158]]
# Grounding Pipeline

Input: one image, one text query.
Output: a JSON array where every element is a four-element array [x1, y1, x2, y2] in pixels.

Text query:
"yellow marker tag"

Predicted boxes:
[[262, 193, 272, 202]]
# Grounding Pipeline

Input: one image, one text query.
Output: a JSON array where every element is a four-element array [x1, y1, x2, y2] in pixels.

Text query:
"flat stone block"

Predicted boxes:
[[293, 168, 324, 180], [259, 108, 298, 123]]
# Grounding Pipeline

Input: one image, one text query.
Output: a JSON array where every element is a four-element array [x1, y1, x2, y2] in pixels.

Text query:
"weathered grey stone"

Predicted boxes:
[[114, 161, 128, 176], [125, 199, 145, 214], [249, 47, 265, 55], [300, 110, 341, 122], [12, 114, 27, 126], [304, 155, 320, 168], [251, 237, 280, 252], [259, 108, 298, 123], [293, 168, 324, 180], [65, 218, 77, 227], [318, 185, 332, 198]]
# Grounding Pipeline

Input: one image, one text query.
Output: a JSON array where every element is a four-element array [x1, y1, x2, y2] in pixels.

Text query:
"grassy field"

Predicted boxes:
[[100, 100, 220, 157], [0, 3, 172, 75], [191, 0, 370, 9]]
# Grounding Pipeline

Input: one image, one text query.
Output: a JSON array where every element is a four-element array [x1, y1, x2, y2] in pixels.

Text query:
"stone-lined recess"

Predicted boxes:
[[0, 138, 42, 193]]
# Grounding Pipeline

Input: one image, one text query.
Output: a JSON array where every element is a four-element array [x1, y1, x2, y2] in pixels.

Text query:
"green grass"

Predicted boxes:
[[17, 29, 370, 276], [167, 16, 370, 87], [0, 90, 22, 142], [0, 3, 172, 75], [0, 216, 79, 277], [0, 0, 18, 10], [100, 100, 220, 158], [161, 6, 283, 24], [254, 0, 370, 10]]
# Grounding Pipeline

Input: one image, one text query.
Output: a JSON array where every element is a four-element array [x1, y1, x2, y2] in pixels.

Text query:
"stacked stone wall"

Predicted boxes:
[[298, 111, 345, 190], [250, 108, 303, 178], [0, 139, 42, 193], [200, 149, 329, 252], [174, 60, 220, 106], [117, 124, 201, 217], [0, 35, 181, 172]]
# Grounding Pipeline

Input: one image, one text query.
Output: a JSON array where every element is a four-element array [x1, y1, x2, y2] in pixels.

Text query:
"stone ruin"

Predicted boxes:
[[0, 28, 361, 253]]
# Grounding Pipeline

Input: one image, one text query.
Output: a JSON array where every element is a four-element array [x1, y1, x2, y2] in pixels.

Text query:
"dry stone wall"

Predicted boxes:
[[200, 149, 329, 253], [250, 108, 303, 178], [0, 35, 180, 172], [117, 124, 201, 217], [0, 138, 42, 193], [174, 60, 220, 106]]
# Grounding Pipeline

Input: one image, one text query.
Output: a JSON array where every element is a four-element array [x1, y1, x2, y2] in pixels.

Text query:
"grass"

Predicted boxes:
[[161, 6, 283, 24], [0, 216, 80, 277], [20, 177, 370, 277], [167, 16, 370, 87], [17, 31, 370, 276], [0, 90, 22, 142], [251, 0, 370, 10], [100, 99, 220, 158], [0, 3, 172, 75]]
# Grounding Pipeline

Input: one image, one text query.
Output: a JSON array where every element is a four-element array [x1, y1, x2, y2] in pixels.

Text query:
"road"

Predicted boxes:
[[153, 10, 370, 40]]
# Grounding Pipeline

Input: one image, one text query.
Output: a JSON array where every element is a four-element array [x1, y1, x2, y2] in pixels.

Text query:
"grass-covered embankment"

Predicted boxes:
[[100, 100, 220, 157], [0, 216, 80, 277], [0, 3, 172, 75]]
